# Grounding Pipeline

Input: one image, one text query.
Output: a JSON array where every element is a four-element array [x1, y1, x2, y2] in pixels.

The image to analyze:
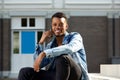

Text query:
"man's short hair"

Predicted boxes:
[[52, 12, 68, 22]]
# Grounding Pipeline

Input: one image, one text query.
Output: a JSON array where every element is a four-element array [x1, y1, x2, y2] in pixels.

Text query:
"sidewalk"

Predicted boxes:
[[1, 74, 120, 80], [0, 78, 16, 80], [89, 73, 120, 80]]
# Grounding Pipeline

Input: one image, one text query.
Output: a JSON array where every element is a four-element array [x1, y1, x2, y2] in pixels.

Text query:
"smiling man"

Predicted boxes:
[[18, 12, 89, 80]]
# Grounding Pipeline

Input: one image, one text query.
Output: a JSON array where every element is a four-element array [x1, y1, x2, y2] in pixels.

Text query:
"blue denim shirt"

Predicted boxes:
[[34, 32, 89, 80]]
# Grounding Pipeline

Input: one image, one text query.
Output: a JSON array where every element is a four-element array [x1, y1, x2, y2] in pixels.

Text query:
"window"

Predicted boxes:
[[12, 17, 45, 54], [12, 31, 43, 54], [29, 18, 35, 27], [37, 31, 43, 42], [13, 31, 19, 54], [21, 18, 27, 27], [21, 18, 35, 27]]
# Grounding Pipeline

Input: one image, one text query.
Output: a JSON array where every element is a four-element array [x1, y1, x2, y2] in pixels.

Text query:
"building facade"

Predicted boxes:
[[0, 0, 120, 78]]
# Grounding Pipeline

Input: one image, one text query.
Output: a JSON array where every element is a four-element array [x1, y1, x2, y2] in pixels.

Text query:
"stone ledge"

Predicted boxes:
[[89, 73, 120, 80], [0, 78, 16, 80], [100, 64, 120, 78]]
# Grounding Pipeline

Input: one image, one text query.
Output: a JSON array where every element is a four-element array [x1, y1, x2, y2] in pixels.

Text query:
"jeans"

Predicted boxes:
[[18, 55, 82, 80]]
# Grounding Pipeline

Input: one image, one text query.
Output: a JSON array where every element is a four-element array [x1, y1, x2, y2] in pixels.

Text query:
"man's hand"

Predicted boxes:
[[39, 30, 53, 44], [33, 52, 46, 72]]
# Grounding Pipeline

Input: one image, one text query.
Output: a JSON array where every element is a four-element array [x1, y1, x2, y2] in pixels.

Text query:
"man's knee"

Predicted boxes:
[[19, 67, 33, 75], [55, 55, 70, 65]]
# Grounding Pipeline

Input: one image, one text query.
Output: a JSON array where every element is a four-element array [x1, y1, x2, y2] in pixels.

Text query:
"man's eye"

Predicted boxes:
[[53, 24, 57, 26], [59, 23, 63, 27]]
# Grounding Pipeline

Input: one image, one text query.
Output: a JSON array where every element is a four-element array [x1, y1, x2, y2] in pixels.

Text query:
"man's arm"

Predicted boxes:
[[33, 30, 53, 72], [44, 32, 84, 57]]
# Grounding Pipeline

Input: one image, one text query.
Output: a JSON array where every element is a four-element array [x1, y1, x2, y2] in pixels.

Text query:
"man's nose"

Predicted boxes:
[[56, 25, 61, 28]]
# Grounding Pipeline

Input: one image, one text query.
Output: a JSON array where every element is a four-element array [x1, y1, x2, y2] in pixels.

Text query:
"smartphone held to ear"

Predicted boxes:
[[48, 28, 53, 38]]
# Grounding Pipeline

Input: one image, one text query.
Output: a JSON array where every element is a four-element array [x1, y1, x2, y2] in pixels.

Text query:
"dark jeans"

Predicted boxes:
[[18, 55, 82, 80]]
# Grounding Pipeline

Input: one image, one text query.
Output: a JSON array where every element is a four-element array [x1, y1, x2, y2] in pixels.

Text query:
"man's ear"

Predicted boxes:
[[66, 24, 69, 29]]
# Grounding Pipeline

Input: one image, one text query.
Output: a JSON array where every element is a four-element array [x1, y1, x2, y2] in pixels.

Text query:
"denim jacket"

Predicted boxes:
[[34, 32, 89, 80]]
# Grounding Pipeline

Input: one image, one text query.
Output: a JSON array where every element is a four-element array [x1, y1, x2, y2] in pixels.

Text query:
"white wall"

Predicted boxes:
[[4, 0, 52, 3], [0, 0, 119, 10], [65, 0, 112, 3]]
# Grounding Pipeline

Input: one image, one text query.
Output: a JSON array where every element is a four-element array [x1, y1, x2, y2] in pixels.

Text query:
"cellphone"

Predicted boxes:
[[49, 27, 54, 37], [49, 29, 53, 38]]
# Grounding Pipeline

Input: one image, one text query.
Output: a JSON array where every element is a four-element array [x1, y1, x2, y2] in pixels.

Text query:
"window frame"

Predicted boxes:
[[11, 16, 45, 54], [12, 30, 44, 54]]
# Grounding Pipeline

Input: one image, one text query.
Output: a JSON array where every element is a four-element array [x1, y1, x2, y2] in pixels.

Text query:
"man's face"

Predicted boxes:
[[51, 17, 68, 37]]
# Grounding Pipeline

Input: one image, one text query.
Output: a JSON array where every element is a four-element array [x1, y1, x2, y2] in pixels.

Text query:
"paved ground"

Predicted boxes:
[[1, 73, 120, 80], [89, 73, 120, 80], [0, 78, 16, 80]]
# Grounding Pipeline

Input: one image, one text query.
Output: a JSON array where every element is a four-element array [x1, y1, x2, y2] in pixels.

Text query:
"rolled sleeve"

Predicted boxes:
[[44, 45, 73, 58], [44, 49, 53, 57], [33, 43, 43, 60]]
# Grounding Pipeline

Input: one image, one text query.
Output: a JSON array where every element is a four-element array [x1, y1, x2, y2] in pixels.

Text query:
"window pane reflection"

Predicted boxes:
[[37, 31, 43, 42], [13, 31, 19, 54]]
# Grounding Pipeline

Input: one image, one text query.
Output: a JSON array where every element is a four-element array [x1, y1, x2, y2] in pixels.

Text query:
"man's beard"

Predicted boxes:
[[55, 34, 65, 37]]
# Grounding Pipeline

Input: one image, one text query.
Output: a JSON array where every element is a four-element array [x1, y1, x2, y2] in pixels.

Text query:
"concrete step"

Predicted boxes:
[[89, 73, 120, 80], [100, 64, 120, 78], [0, 78, 16, 80]]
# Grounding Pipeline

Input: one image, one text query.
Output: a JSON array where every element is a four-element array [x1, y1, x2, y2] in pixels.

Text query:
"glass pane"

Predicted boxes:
[[21, 18, 27, 27], [21, 31, 35, 54], [13, 31, 19, 54], [37, 31, 43, 42], [29, 18, 35, 27]]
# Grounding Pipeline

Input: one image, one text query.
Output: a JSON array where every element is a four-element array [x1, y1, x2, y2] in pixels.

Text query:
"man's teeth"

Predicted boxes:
[[55, 30, 60, 32]]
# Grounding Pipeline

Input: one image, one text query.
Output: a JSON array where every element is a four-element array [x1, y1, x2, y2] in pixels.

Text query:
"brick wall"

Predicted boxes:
[[69, 16, 110, 72], [46, 16, 110, 72], [0, 18, 3, 72], [0, 19, 11, 71]]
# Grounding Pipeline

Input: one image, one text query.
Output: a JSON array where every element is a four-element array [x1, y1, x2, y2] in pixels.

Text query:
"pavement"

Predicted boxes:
[[0, 78, 16, 80], [0, 73, 120, 80], [89, 73, 120, 80]]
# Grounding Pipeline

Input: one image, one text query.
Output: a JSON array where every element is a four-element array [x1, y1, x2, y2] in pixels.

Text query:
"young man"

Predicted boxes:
[[18, 12, 89, 80]]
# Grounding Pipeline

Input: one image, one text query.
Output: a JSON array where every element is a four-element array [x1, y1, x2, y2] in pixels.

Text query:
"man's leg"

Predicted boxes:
[[18, 67, 55, 80], [67, 55, 82, 80], [18, 67, 35, 80], [55, 55, 82, 80]]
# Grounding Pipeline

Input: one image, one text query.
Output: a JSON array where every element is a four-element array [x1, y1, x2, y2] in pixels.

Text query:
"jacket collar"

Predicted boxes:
[[62, 31, 70, 45], [51, 31, 70, 48]]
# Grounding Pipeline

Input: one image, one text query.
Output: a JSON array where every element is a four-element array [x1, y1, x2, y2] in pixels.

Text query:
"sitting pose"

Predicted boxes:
[[18, 12, 89, 80]]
